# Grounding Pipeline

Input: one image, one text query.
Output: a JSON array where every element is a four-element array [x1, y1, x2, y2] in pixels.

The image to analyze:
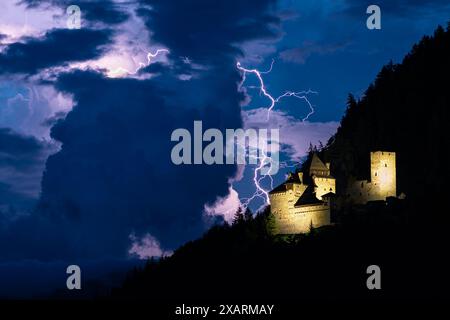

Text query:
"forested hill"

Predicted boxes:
[[321, 24, 449, 216]]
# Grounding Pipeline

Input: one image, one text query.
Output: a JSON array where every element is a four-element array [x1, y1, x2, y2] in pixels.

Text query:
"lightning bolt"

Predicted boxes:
[[241, 138, 275, 209], [108, 49, 170, 77], [236, 59, 317, 210]]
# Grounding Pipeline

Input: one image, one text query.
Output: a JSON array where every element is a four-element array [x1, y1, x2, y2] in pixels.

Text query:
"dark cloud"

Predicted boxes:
[[0, 0, 280, 263], [0, 28, 112, 75], [74, 1, 129, 25], [0, 182, 36, 214], [25, 65, 241, 259], [137, 0, 280, 63], [20, 0, 129, 25], [0, 128, 44, 167], [27, 0, 280, 260], [0, 128, 54, 211]]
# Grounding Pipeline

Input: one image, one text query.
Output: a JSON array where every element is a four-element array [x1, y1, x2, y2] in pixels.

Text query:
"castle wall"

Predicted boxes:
[[313, 176, 336, 200], [348, 180, 374, 204], [348, 151, 396, 204], [270, 192, 292, 217], [273, 204, 330, 234], [269, 183, 307, 216]]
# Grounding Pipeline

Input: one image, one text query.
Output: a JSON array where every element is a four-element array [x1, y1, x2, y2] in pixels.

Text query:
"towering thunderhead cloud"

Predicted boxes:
[[16, 0, 282, 259]]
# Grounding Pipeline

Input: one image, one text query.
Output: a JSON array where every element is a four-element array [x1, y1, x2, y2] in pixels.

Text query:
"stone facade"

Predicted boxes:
[[347, 151, 396, 204], [269, 153, 334, 234]]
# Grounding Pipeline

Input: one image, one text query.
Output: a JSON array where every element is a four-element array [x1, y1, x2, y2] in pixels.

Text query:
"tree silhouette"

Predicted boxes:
[[232, 206, 244, 225]]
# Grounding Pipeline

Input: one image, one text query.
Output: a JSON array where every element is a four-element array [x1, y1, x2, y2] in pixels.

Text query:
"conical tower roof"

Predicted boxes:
[[309, 153, 329, 172]]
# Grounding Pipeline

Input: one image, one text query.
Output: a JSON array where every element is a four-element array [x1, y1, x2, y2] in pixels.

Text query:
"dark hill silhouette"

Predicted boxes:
[[111, 24, 450, 301], [322, 25, 449, 212]]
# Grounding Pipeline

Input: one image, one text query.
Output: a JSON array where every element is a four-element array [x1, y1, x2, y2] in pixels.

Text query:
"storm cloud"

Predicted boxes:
[[21, 0, 129, 26], [0, 0, 282, 261], [137, 0, 280, 63], [0, 128, 54, 212], [0, 28, 112, 75]]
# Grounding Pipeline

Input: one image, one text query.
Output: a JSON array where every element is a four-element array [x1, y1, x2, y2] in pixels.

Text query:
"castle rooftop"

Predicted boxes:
[[309, 153, 329, 172], [294, 186, 324, 207]]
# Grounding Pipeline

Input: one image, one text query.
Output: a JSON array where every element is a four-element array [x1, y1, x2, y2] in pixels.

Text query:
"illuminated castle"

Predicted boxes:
[[269, 151, 396, 234]]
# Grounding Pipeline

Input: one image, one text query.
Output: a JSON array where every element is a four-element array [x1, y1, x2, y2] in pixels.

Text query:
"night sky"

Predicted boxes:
[[0, 0, 449, 297]]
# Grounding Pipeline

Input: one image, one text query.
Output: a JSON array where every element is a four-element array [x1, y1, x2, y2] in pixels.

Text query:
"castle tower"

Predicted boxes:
[[370, 151, 396, 199], [309, 153, 331, 177], [309, 153, 336, 200]]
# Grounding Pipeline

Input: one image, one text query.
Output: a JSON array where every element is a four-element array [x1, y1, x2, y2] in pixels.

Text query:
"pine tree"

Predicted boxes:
[[232, 207, 244, 225], [264, 207, 278, 236], [346, 93, 357, 112], [244, 207, 253, 221], [308, 220, 316, 236]]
